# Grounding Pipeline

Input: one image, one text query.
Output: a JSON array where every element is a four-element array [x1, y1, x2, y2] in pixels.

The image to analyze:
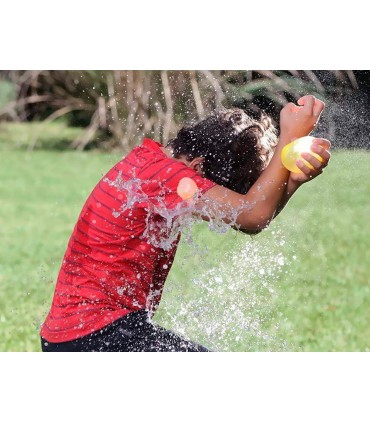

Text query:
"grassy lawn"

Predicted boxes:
[[0, 149, 369, 351]]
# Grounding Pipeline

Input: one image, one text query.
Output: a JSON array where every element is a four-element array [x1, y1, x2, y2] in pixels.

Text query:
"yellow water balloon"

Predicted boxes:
[[281, 136, 323, 173], [177, 177, 198, 200]]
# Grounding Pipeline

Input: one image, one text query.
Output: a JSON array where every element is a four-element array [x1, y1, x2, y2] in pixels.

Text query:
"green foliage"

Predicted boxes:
[[0, 149, 369, 351], [0, 70, 357, 151]]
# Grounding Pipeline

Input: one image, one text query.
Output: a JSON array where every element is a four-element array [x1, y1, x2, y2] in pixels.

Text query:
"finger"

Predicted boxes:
[[301, 152, 324, 170], [296, 159, 314, 176], [296, 159, 322, 178], [310, 144, 331, 164], [297, 95, 315, 113], [312, 138, 331, 150], [283, 102, 298, 113], [313, 98, 325, 117]]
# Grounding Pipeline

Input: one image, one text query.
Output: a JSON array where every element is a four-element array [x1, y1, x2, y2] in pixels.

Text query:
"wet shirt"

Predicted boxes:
[[40, 139, 216, 343]]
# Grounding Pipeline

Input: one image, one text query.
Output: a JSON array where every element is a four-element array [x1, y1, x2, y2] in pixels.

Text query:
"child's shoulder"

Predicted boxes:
[[117, 138, 189, 180]]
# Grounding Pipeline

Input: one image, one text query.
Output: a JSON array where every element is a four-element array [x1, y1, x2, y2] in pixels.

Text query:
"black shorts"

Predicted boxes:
[[41, 310, 209, 352]]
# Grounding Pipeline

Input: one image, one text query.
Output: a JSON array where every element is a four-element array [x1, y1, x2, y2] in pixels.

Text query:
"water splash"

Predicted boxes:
[[103, 172, 244, 250], [157, 227, 291, 351]]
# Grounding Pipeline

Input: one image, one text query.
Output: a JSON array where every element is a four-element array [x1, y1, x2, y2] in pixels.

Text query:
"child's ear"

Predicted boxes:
[[188, 157, 204, 175]]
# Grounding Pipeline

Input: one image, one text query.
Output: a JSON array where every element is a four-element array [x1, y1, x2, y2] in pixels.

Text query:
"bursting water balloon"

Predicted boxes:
[[177, 177, 198, 200], [281, 136, 323, 173]]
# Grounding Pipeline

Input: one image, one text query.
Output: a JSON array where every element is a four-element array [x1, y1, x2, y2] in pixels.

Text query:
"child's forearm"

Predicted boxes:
[[240, 138, 292, 229], [273, 178, 301, 219]]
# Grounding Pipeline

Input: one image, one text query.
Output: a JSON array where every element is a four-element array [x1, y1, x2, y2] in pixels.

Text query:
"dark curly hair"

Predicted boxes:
[[167, 108, 278, 194]]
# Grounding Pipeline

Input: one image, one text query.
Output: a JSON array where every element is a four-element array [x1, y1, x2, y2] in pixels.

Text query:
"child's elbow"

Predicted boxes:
[[247, 227, 264, 235], [239, 226, 265, 236], [235, 228, 261, 235], [236, 219, 271, 235]]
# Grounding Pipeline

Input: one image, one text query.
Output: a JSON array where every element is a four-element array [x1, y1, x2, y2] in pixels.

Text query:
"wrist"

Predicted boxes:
[[287, 176, 303, 192], [279, 128, 314, 145], [278, 131, 296, 146]]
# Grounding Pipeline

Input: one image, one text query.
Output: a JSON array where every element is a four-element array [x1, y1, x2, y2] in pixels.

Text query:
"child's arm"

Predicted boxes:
[[195, 96, 326, 234]]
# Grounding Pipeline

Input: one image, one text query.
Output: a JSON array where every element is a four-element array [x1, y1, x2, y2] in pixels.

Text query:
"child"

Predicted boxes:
[[40, 95, 330, 352]]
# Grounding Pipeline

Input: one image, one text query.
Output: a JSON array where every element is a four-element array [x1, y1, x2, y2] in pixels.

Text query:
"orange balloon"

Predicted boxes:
[[177, 177, 198, 200]]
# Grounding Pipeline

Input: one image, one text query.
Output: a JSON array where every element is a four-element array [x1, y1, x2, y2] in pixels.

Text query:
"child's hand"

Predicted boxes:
[[289, 138, 331, 185], [280, 95, 325, 143]]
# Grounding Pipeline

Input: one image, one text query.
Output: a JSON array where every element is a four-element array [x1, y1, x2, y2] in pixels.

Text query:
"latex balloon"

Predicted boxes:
[[177, 177, 198, 200], [281, 136, 323, 173]]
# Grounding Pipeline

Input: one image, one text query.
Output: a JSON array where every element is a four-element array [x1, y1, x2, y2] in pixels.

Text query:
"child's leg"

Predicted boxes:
[[40, 312, 142, 352], [129, 318, 209, 352], [41, 311, 209, 352]]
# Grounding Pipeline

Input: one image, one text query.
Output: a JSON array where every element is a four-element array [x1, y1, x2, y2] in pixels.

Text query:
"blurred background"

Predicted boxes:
[[1, 70, 369, 152], [0, 70, 369, 352]]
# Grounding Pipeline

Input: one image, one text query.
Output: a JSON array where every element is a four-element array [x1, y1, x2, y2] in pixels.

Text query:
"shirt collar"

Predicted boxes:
[[143, 138, 163, 151]]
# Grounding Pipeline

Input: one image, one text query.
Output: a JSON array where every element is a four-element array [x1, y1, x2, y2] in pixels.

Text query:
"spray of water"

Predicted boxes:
[[156, 226, 292, 352], [313, 89, 370, 150]]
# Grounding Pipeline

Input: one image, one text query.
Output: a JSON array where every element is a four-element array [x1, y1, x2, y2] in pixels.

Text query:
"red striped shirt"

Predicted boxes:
[[40, 138, 216, 343]]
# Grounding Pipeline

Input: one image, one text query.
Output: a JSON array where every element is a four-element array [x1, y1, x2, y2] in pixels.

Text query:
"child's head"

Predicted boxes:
[[167, 108, 278, 194]]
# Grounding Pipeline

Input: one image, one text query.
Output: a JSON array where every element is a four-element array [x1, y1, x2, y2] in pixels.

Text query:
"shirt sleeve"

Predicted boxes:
[[155, 159, 217, 209]]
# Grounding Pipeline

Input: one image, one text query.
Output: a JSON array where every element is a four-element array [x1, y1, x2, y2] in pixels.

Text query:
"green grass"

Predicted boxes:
[[0, 149, 369, 351], [0, 121, 86, 151]]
